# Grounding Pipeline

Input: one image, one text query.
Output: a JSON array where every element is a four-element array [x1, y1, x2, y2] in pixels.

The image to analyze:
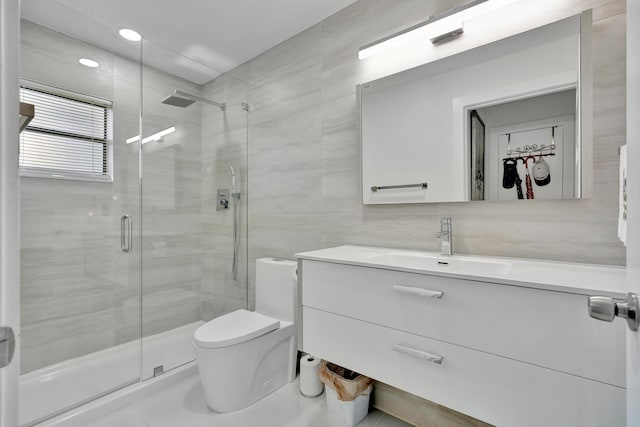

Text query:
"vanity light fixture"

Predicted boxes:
[[78, 58, 99, 68], [118, 28, 142, 42], [126, 126, 176, 145], [358, 0, 517, 59]]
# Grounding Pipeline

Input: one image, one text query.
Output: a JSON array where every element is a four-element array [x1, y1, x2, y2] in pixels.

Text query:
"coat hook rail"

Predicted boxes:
[[503, 153, 556, 162], [506, 126, 558, 156]]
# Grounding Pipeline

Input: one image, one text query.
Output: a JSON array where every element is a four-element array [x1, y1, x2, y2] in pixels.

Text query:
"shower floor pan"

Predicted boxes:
[[20, 321, 203, 426]]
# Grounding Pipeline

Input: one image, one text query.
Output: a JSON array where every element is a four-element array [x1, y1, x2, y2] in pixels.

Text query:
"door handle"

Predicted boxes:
[[121, 214, 132, 253], [0, 327, 15, 369], [588, 292, 639, 331]]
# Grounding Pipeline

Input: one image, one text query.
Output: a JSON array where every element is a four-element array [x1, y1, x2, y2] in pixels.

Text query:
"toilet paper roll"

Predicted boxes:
[[300, 354, 324, 398]]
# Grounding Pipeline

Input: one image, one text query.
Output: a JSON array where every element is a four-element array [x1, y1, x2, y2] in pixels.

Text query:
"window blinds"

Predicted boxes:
[[19, 85, 113, 181]]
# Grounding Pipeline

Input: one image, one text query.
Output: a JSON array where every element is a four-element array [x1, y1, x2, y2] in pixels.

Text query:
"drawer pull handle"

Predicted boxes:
[[393, 285, 443, 299], [393, 343, 444, 365]]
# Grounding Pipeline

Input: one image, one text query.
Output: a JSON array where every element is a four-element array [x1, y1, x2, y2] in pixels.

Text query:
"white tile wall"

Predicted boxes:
[[200, 73, 250, 320]]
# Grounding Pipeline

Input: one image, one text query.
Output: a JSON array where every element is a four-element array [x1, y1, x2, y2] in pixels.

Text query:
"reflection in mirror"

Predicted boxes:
[[470, 110, 486, 201], [360, 13, 588, 205], [470, 89, 577, 201]]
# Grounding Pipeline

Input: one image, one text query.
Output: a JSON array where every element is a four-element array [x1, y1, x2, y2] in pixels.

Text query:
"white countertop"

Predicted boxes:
[[295, 245, 627, 297]]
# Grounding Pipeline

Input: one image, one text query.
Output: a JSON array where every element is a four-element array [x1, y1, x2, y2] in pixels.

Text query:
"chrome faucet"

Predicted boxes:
[[435, 217, 453, 256]]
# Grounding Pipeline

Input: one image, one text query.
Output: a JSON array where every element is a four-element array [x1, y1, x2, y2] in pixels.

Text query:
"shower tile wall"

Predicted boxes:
[[19, 21, 203, 372], [208, 0, 626, 308]]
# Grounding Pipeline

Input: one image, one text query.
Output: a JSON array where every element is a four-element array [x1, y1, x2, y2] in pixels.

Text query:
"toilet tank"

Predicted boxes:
[[255, 258, 298, 323]]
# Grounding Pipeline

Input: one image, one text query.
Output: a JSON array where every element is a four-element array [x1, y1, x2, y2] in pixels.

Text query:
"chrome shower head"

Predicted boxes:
[[161, 89, 226, 111], [161, 94, 196, 108]]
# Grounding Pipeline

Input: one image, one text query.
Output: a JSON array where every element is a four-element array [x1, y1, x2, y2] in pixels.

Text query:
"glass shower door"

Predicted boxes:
[[18, 11, 143, 425], [139, 39, 210, 379], [140, 39, 250, 379]]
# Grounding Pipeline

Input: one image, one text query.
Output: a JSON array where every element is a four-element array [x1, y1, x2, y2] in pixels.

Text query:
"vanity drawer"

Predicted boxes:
[[301, 260, 625, 387], [303, 307, 625, 427]]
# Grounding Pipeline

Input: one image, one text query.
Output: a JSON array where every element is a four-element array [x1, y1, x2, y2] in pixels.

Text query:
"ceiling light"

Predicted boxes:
[[126, 127, 176, 145], [78, 58, 99, 68], [358, 0, 517, 59], [119, 28, 142, 42]]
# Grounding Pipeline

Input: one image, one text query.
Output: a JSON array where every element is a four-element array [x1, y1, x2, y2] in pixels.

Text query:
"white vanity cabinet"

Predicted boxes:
[[299, 257, 626, 427]]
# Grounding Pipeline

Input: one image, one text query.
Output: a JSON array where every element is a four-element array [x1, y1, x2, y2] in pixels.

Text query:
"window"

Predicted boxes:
[[19, 83, 113, 181]]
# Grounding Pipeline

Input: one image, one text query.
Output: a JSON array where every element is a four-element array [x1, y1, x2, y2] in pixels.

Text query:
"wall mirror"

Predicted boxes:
[[359, 13, 591, 204]]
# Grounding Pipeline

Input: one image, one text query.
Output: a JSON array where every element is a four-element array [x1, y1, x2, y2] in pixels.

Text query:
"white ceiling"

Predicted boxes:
[[20, 0, 358, 85]]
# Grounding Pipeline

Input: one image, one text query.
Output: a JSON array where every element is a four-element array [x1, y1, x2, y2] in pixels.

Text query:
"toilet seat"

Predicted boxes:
[[194, 309, 280, 349]]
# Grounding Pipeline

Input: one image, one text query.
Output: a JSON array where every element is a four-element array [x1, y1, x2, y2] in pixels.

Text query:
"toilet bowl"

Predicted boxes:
[[193, 258, 298, 413]]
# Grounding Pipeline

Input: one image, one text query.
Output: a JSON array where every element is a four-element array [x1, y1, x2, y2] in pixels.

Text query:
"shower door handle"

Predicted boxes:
[[121, 214, 133, 253], [0, 326, 15, 369]]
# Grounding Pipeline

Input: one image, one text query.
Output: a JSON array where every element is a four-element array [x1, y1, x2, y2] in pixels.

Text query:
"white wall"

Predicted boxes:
[[626, 0, 640, 424], [478, 90, 577, 129]]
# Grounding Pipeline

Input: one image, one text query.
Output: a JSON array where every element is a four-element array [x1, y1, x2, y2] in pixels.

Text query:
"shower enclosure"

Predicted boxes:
[[17, 7, 249, 425]]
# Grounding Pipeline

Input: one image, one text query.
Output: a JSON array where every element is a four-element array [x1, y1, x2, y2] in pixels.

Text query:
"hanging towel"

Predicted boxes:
[[618, 145, 628, 245]]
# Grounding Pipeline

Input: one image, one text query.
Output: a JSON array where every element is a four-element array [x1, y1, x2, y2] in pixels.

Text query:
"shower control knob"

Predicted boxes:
[[216, 188, 231, 211], [588, 293, 639, 331]]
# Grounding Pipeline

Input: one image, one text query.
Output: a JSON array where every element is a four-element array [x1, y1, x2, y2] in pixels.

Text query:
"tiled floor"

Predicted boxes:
[[83, 374, 412, 427]]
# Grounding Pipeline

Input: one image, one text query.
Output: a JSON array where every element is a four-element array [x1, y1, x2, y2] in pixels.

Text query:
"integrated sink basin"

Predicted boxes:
[[367, 253, 513, 275], [297, 245, 626, 302]]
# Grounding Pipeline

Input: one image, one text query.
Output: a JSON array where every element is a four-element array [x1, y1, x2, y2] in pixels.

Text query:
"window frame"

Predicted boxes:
[[19, 80, 114, 183]]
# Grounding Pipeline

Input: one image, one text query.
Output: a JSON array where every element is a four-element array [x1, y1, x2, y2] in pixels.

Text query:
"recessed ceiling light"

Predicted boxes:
[[78, 58, 99, 68], [119, 28, 142, 42]]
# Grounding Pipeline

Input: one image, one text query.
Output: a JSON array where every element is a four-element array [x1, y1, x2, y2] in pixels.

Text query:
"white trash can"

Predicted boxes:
[[318, 361, 374, 427], [325, 383, 373, 427]]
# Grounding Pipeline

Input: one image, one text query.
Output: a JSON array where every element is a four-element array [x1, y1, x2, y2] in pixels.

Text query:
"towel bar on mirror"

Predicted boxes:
[[371, 182, 428, 192]]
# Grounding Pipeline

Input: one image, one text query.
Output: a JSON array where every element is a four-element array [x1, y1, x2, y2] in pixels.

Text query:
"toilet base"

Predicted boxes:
[[194, 322, 297, 413]]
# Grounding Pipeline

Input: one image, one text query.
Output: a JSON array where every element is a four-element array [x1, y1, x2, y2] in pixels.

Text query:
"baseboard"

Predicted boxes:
[[371, 382, 493, 427]]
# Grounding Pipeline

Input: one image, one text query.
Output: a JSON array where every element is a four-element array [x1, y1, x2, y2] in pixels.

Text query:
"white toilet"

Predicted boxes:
[[193, 258, 298, 413]]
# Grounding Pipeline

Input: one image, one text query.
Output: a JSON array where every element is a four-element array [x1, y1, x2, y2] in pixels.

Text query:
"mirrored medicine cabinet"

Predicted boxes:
[[359, 12, 592, 204]]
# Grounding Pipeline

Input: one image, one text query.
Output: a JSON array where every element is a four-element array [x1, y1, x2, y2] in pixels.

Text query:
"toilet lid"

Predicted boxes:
[[194, 309, 280, 349]]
